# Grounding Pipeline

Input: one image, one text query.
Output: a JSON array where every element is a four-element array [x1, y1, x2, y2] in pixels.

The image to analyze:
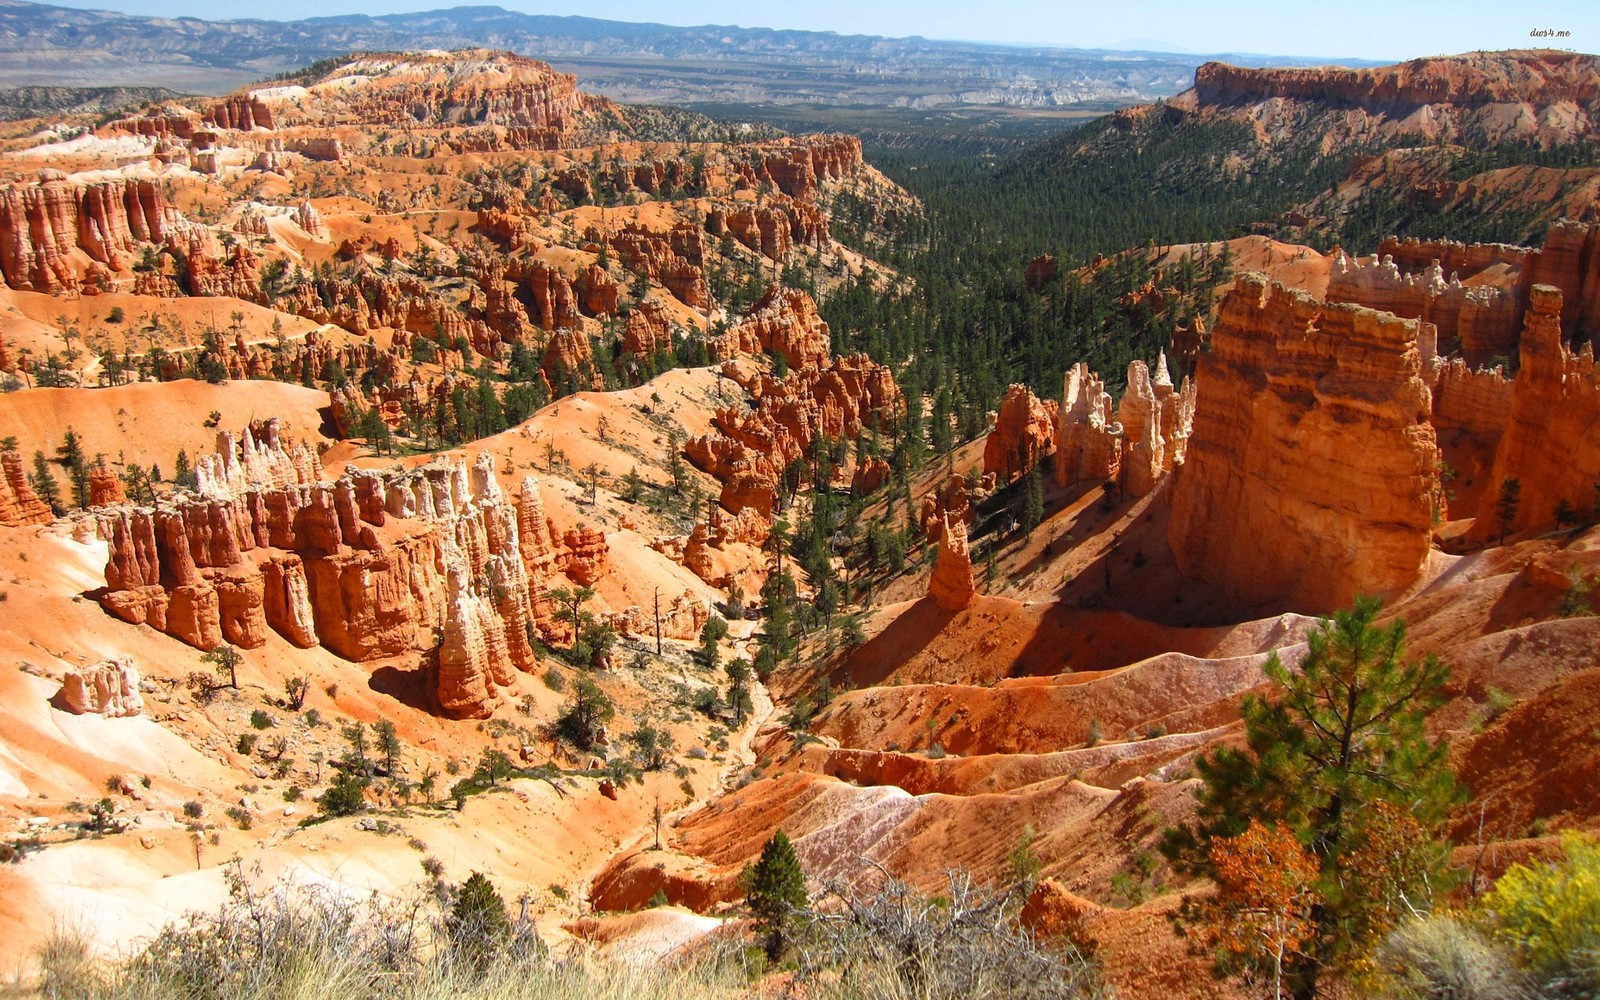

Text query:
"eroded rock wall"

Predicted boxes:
[[1472, 285, 1600, 540], [96, 432, 610, 718], [1169, 274, 1440, 612]]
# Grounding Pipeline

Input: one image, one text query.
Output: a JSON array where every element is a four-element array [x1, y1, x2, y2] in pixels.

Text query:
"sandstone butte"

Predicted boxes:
[[1168, 273, 1440, 612]]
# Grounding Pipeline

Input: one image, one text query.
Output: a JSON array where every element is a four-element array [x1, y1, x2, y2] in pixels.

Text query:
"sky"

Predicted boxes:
[[42, 0, 1600, 61]]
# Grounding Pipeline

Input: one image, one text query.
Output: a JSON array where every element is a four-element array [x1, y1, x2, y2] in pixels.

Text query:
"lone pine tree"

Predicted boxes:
[[1163, 596, 1460, 999], [743, 829, 808, 959]]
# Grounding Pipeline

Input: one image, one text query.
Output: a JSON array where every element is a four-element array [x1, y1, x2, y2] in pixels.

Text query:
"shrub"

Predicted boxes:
[[85, 798, 116, 833], [235, 733, 258, 755], [182, 800, 204, 819], [1375, 914, 1532, 1000], [796, 869, 1104, 999], [1482, 831, 1600, 992], [316, 772, 368, 818]]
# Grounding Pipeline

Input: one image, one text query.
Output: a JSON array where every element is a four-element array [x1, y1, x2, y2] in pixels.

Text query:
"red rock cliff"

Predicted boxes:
[[1169, 274, 1440, 612], [1472, 285, 1600, 540], [1194, 51, 1600, 110], [0, 174, 182, 292]]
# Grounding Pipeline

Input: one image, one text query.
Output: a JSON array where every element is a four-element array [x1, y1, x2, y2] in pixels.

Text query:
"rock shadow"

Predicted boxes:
[[368, 654, 439, 715]]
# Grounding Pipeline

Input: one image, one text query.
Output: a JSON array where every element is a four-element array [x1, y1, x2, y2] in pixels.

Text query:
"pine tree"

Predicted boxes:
[[1495, 477, 1522, 544], [201, 644, 242, 689], [173, 449, 196, 491], [56, 428, 90, 509], [742, 829, 808, 959], [372, 719, 401, 776], [1022, 465, 1045, 534], [726, 658, 753, 725], [1162, 597, 1460, 998], [29, 450, 63, 514]]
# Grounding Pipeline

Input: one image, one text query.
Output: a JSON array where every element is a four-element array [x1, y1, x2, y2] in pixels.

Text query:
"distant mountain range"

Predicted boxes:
[[0, 0, 1373, 105]]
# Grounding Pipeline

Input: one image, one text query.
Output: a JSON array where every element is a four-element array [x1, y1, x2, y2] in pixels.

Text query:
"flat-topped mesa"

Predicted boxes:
[[1054, 363, 1122, 489], [1, 449, 53, 527], [1193, 51, 1600, 111], [0, 174, 184, 293], [1327, 251, 1521, 366], [928, 512, 976, 612], [1169, 273, 1440, 613], [982, 384, 1057, 483], [1471, 284, 1600, 541]]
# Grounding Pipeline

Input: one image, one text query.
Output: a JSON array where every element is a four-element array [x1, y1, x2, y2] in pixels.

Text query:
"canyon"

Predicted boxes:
[[0, 43, 1598, 1000]]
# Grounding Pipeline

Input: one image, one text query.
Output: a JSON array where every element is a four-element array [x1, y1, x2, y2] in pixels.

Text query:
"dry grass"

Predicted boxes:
[[20, 866, 1105, 1000]]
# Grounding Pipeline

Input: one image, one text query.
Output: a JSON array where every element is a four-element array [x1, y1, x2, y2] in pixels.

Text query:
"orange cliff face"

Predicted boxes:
[[981, 383, 1056, 484], [1169, 273, 1440, 613], [0, 174, 185, 293], [1471, 284, 1600, 541]]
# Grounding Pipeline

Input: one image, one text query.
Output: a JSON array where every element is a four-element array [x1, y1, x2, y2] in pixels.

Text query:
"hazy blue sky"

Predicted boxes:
[[47, 0, 1600, 61]]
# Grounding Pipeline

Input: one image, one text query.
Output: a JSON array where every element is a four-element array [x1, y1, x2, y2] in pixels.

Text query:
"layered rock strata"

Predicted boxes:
[[0, 174, 185, 292], [1169, 274, 1440, 612], [1471, 285, 1600, 540], [96, 429, 609, 718]]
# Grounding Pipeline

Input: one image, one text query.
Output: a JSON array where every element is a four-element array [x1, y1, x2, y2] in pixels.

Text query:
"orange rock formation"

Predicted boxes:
[[1169, 274, 1440, 612], [981, 384, 1056, 483], [1471, 285, 1600, 540], [95, 429, 608, 717], [928, 512, 976, 611], [0, 449, 53, 526]]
